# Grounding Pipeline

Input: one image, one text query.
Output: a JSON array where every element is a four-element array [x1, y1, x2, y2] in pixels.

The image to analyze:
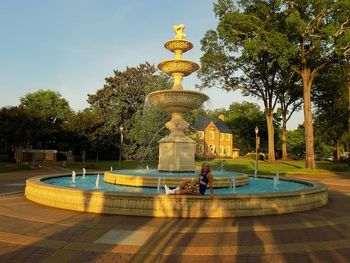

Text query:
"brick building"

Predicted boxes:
[[193, 114, 239, 158]]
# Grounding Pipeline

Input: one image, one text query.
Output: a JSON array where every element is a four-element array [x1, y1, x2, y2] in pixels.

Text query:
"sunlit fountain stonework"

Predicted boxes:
[[147, 24, 209, 172]]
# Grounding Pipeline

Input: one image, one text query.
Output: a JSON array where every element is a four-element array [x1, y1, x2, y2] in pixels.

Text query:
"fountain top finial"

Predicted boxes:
[[173, 24, 186, 40]]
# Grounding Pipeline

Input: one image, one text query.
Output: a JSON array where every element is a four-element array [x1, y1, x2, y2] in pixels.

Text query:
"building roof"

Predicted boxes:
[[193, 116, 231, 133]]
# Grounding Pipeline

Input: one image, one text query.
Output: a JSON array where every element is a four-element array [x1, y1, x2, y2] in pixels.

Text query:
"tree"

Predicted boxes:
[[87, 63, 171, 160], [282, 0, 350, 168], [0, 107, 55, 163], [277, 73, 303, 160], [199, 0, 299, 162], [129, 105, 169, 161], [313, 62, 349, 160], [65, 109, 104, 162], [202, 0, 350, 168], [287, 124, 305, 157], [20, 89, 72, 121], [225, 102, 267, 155]]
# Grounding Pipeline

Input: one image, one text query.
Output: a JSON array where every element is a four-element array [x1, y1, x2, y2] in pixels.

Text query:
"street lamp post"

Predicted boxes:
[[255, 126, 259, 178], [119, 125, 124, 169]]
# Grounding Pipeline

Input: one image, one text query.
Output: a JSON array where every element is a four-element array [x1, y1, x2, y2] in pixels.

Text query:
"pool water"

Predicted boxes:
[[109, 169, 243, 177], [43, 174, 312, 195]]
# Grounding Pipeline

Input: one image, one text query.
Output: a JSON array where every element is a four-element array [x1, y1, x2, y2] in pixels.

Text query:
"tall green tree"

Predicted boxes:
[[199, 0, 298, 162], [287, 124, 305, 157], [313, 62, 349, 160], [201, 0, 350, 168], [277, 73, 303, 160], [87, 63, 171, 160], [0, 107, 55, 163], [282, 0, 350, 168], [225, 102, 267, 155], [20, 89, 72, 121], [65, 109, 104, 162]]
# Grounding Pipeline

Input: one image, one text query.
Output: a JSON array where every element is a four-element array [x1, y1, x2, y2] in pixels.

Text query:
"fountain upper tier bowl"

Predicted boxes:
[[157, 59, 199, 76], [164, 39, 193, 53], [147, 90, 209, 113]]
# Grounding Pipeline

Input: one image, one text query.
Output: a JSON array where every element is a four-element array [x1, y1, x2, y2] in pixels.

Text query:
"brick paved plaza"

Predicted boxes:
[[0, 166, 350, 262]]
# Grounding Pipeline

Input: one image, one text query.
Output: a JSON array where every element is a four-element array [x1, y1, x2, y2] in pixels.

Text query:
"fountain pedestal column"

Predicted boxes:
[[158, 136, 195, 172], [158, 112, 195, 172]]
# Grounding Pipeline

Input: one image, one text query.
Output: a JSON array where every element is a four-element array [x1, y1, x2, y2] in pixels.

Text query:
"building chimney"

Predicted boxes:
[[218, 114, 225, 122]]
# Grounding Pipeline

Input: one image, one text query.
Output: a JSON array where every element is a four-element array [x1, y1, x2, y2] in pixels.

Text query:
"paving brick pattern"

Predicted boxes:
[[0, 166, 350, 262]]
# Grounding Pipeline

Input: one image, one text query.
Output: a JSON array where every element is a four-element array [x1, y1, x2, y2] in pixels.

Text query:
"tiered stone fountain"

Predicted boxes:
[[25, 25, 328, 218], [147, 24, 208, 172]]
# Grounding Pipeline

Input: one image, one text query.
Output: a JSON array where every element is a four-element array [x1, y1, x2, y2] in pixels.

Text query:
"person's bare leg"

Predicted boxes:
[[173, 189, 200, 195], [179, 179, 191, 189]]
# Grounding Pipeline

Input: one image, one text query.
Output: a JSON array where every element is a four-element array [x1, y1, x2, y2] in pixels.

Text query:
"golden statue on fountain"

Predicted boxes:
[[173, 24, 186, 40], [147, 24, 209, 172]]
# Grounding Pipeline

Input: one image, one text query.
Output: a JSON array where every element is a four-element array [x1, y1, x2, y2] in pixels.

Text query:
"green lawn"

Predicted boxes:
[[65, 158, 349, 177], [0, 158, 349, 176], [202, 158, 349, 176], [0, 162, 31, 173], [65, 160, 159, 171]]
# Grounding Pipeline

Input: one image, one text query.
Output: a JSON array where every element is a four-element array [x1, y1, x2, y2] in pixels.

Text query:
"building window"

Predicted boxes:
[[220, 133, 224, 140], [209, 144, 215, 154], [198, 131, 204, 139], [226, 146, 230, 155], [45, 153, 54, 161], [210, 131, 214, 140], [220, 146, 224, 155], [226, 134, 230, 141]]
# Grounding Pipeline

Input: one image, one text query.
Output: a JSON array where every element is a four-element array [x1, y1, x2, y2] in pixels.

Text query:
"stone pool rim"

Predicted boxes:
[[25, 173, 328, 218]]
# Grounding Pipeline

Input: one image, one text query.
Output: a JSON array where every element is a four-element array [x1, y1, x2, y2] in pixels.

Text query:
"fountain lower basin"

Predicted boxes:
[[25, 173, 328, 218]]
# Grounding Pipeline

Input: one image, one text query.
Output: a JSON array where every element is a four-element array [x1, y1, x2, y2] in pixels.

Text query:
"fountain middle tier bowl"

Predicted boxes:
[[157, 59, 199, 76], [147, 90, 209, 113]]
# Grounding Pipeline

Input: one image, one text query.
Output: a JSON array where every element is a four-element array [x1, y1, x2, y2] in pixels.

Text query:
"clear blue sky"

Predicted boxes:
[[0, 0, 302, 129]]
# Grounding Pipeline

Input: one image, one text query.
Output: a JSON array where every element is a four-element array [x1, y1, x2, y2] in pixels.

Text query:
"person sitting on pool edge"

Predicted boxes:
[[164, 162, 214, 197]]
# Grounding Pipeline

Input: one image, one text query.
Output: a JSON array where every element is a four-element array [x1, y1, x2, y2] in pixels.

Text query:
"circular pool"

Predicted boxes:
[[25, 173, 328, 218]]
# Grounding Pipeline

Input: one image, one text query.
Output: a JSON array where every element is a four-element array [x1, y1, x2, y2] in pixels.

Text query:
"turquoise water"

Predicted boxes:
[[109, 169, 243, 178], [43, 174, 312, 195]]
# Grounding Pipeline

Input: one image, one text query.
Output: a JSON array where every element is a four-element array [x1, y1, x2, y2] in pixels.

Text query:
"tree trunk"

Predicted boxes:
[[82, 149, 86, 163], [281, 111, 288, 160], [266, 108, 275, 162], [14, 145, 23, 164], [96, 145, 99, 162], [348, 62, 350, 167], [335, 141, 340, 161], [302, 69, 316, 169]]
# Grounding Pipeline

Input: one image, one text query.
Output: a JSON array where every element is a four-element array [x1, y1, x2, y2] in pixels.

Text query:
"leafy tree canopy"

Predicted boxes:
[[0, 106, 56, 162], [201, 0, 350, 168], [20, 89, 72, 122], [313, 62, 349, 157], [225, 101, 267, 154], [87, 62, 171, 160], [287, 124, 305, 156]]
